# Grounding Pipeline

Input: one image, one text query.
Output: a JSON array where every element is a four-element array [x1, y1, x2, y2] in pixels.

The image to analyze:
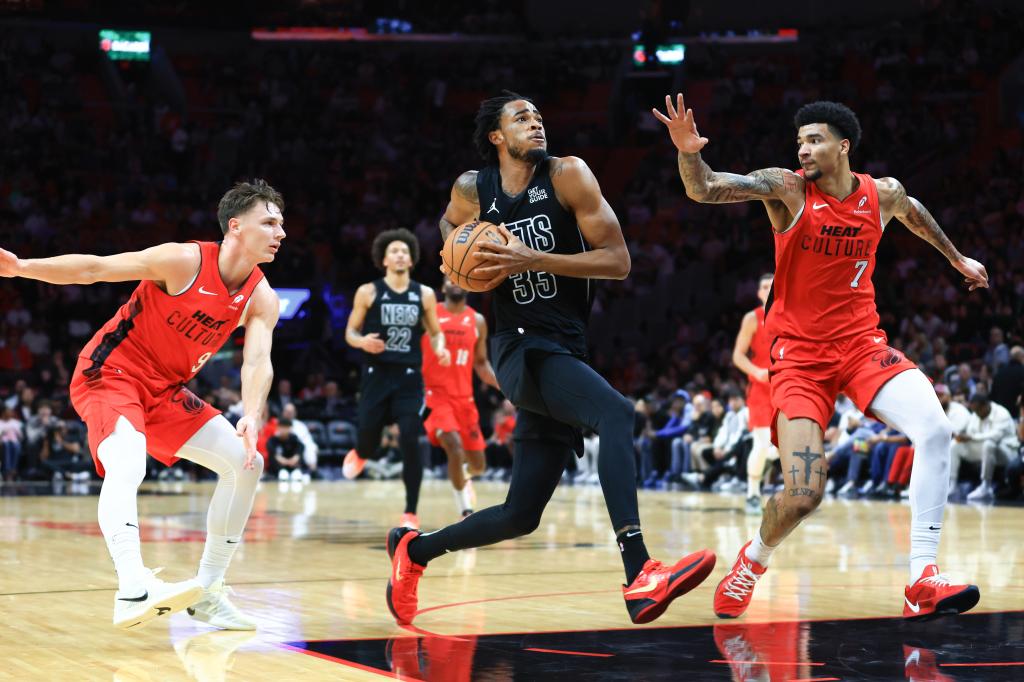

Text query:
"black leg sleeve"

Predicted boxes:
[[531, 354, 641, 532], [397, 413, 423, 514], [407, 437, 569, 565]]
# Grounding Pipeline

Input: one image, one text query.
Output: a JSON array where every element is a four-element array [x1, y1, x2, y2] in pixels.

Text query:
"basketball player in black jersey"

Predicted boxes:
[[344, 228, 450, 529], [384, 91, 715, 626]]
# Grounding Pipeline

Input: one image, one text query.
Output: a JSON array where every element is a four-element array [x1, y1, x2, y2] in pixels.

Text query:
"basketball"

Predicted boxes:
[[442, 220, 508, 292]]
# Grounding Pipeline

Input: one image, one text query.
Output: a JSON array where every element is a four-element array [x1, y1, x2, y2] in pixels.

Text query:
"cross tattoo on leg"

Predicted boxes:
[[788, 465, 800, 485], [793, 446, 823, 486]]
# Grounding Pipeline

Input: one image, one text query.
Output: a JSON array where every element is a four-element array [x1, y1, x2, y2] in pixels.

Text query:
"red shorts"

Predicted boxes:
[[768, 329, 917, 446], [746, 378, 773, 428], [70, 361, 220, 477], [424, 389, 485, 452]]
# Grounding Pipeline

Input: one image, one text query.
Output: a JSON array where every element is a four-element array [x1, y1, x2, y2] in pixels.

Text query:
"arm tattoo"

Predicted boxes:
[[893, 183, 961, 261], [677, 152, 792, 203], [439, 216, 456, 241], [454, 171, 478, 204]]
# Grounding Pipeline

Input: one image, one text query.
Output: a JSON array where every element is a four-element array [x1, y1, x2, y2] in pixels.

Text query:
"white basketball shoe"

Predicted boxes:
[[188, 580, 257, 630], [113, 568, 204, 629]]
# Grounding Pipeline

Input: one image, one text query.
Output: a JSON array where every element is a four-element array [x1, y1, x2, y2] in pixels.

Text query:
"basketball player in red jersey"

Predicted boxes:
[[421, 279, 501, 518], [0, 180, 284, 630], [654, 94, 988, 620], [732, 273, 778, 516]]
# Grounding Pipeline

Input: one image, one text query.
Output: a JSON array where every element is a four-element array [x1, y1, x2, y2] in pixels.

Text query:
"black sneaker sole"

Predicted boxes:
[[904, 585, 981, 622]]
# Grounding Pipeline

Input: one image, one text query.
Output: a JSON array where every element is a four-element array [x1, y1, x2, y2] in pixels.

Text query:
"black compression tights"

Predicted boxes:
[[408, 352, 643, 564], [357, 413, 423, 514]]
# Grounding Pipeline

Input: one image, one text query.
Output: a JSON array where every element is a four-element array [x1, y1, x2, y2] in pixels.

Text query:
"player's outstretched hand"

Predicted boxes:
[[652, 93, 709, 154], [361, 332, 386, 354], [474, 224, 535, 290], [953, 256, 988, 291], [0, 247, 21, 277], [235, 414, 261, 470]]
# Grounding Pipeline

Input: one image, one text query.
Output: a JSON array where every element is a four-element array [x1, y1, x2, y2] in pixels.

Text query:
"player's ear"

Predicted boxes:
[[489, 130, 503, 146], [840, 139, 850, 156]]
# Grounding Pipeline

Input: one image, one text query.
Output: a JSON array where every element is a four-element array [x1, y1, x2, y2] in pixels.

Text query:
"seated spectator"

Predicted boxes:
[[282, 403, 318, 477], [990, 345, 1024, 414], [951, 391, 1020, 501], [647, 390, 691, 486], [24, 401, 62, 479], [1, 405, 24, 481], [831, 414, 886, 496], [996, 399, 1024, 501], [485, 400, 516, 479], [41, 419, 91, 481], [266, 418, 308, 483], [859, 428, 910, 497], [682, 395, 725, 488]]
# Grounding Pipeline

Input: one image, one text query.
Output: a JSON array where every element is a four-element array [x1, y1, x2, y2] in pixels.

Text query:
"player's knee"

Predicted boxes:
[[919, 414, 952, 450], [506, 506, 543, 537], [601, 394, 635, 432], [786, 491, 822, 518], [468, 459, 486, 476]]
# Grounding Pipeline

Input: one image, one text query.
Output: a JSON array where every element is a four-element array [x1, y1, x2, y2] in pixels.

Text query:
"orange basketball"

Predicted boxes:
[[442, 220, 508, 292]]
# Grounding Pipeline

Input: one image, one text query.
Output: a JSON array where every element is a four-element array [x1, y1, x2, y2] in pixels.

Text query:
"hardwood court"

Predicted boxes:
[[1, 479, 1021, 680]]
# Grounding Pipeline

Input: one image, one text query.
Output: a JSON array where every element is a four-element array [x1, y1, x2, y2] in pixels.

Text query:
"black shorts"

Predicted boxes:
[[491, 330, 585, 456], [357, 363, 424, 430]]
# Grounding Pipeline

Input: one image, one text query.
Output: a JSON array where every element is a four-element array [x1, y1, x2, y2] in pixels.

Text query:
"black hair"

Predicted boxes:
[[793, 101, 862, 151], [217, 178, 284, 235], [474, 90, 534, 165], [371, 228, 420, 271], [969, 390, 990, 407], [278, 418, 293, 427]]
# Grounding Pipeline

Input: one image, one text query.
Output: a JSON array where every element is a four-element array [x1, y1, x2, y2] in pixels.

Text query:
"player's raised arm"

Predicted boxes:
[[876, 177, 988, 291], [732, 310, 769, 384], [473, 312, 500, 390], [652, 93, 804, 206], [0, 242, 198, 289], [345, 283, 386, 353], [474, 156, 630, 283], [440, 171, 480, 241], [420, 286, 451, 366], [237, 279, 279, 469]]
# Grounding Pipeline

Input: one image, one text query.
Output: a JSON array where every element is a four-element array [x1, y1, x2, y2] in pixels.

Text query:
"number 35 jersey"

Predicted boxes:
[[77, 240, 264, 394], [362, 279, 425, 366], [766, 170, 884, 343], [476, 157, 591, 348]]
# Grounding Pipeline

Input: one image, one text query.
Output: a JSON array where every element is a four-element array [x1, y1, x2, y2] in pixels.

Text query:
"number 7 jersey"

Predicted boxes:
[[765, 170, 884, 342]]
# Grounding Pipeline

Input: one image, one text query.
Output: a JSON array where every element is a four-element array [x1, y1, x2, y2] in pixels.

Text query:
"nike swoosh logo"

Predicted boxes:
[[624, 576, 661, 596], [873, 336, 883, 343], [625, 530, 642, 538], [813, 202, 828, 209], [118, 591, 149, 603], [226, 539, 239, 544], [439, 318, 450, 323], [904, 597, 921, 613], [198, 286, 217, 296], [125, 522, 138, 529], [928, 525, 940, 531], [905, 649, 920, 665]]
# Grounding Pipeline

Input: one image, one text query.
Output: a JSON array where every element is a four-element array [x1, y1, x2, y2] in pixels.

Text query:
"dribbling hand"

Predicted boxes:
[[652, 93, 709, 154], [953, 256, 988, 291], [0, 247, 21, 277], [235, 415, 261, 470], [474, 224, 536, 290], [361, 333, 386, 354]]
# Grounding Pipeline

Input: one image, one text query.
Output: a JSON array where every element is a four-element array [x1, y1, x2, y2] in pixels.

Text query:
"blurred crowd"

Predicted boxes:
[[0, 2, 1021, 497]]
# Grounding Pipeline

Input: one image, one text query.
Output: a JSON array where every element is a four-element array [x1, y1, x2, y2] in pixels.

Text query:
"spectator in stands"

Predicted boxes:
[[41, 419, 91, 481], [282, 403, 318, 478], [24, 401, 61, 478], [990, 346, 1024, 414], [984, 327, 1010, 372], [951, 391, 1020, 501], [268, 379, 295, 417], [681, 396, 725, 488], [266, 418, 308, 483], [485, 400, 516, 479], [1, 405, 23, 481], [647, 390, 691, 486], [705, 391, 750, 493], [996, 399, 1024, 501]]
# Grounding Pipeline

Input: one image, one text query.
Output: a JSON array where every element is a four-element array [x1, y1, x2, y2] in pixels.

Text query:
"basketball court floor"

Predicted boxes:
[[1, 479, 1021, 680]]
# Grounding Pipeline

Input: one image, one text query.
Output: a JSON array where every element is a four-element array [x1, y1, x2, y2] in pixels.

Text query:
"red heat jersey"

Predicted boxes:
[[766, 171, 883, 342], [421, 303, 478, 397], [77, 241, 264, 393], [750, 306, 770, 369]]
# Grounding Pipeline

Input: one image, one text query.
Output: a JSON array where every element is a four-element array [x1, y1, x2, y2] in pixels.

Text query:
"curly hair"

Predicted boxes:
[[217, 179, 284, 235], [473, 90, 533, 165], [793, 101, 862, 151], [371, 228, 420, 271]]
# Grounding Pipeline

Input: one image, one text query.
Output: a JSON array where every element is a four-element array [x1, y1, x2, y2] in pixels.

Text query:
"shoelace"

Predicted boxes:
[[919, 573, 952, 587], [722, 561, 762, 601]]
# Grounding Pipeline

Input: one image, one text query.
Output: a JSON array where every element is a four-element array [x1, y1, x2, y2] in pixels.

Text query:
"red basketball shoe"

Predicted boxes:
[[902, 565, 979, 621], [622, 549, 716, 624], [342, 449, 366, 480], [386, 527, 425, 625], [714, 541, 767, 619]]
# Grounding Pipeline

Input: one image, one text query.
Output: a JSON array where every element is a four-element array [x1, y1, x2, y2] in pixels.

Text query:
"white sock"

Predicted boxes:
[[107, 526, 147, 593], [747, 477, 761, 498], [453, 486, 472, 513], [96, 417, 149, 593], [197, 533, 241, 588], [744, 532, 776, 567], [909, 521, 940, 583]]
